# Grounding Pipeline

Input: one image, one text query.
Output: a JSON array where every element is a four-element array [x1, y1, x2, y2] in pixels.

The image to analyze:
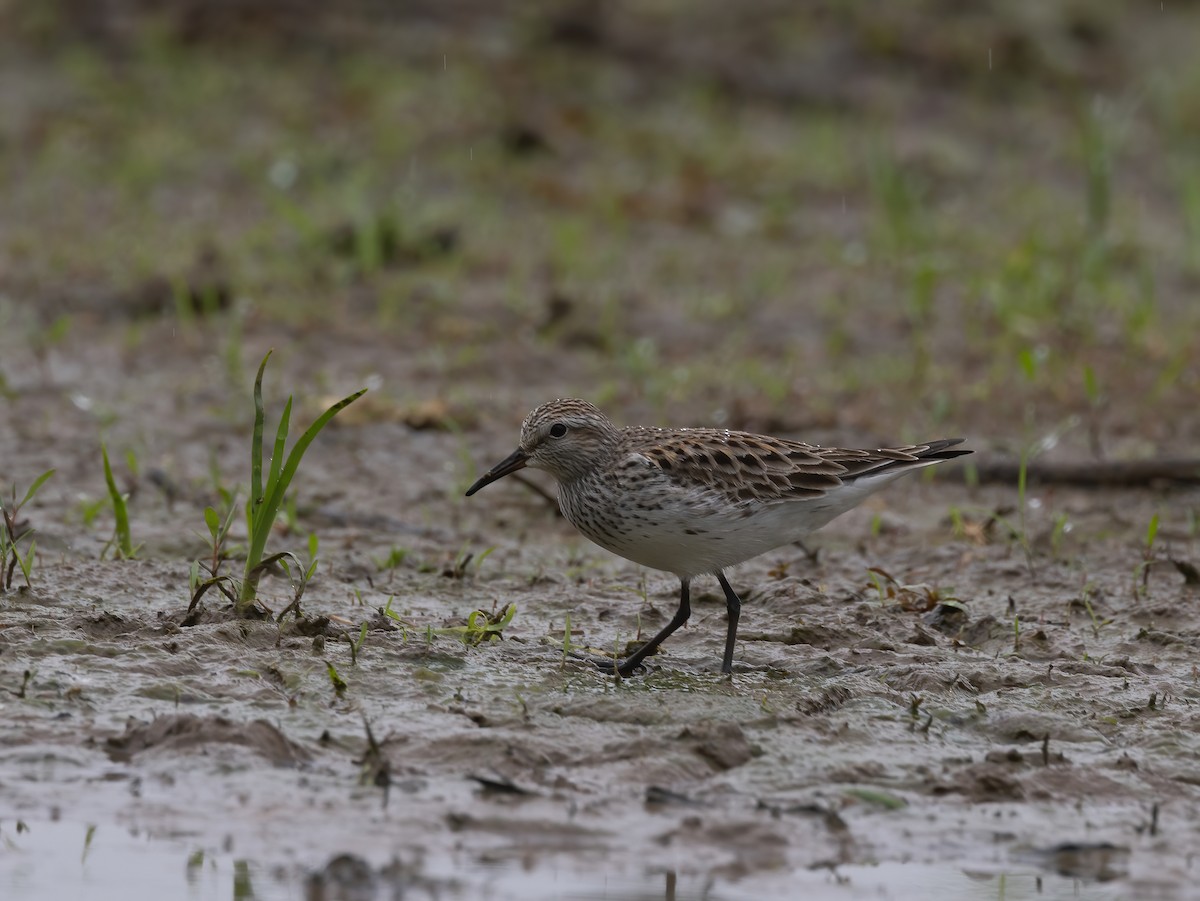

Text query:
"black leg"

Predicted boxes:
[[576, 578, 692, 677], [616, 578, 691, 676], [715, 570, 741, 674]]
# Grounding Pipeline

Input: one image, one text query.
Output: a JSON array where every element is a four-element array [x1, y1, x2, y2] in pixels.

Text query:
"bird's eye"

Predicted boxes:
[[549, 423, 568, 438]]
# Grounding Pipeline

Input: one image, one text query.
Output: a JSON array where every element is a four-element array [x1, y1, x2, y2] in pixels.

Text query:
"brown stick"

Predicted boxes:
[[511, 473, 563, 515], [970, 458, 1200, 487]]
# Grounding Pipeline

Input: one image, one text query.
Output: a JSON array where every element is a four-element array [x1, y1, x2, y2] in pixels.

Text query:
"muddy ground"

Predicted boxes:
[[3, 3, 1200, 899]]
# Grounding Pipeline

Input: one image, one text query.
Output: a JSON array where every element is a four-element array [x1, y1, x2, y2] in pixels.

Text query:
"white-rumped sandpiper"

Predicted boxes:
[[466, 398, 971, 676]]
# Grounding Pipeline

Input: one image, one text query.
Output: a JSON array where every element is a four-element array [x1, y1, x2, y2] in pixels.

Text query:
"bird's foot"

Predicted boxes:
[[566, 649, 648, 678]]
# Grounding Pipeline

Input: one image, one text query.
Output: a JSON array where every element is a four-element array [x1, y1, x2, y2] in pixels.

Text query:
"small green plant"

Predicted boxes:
[[947, 506, 966, 539], [374, 546, 408, 572], [868, 568, 887, 602], [380, 596, 413, 639], [433, 603, 516, 646], [347, 621, 369, 664], [560, 611, 574, 667], [237, 351, 366, 615], [188, 496, 242, 609], [100, 444, 138, 559], [1133, 512, 1161, 598], [445, 543, 496, 580], [1015, 447, 1034, 575], [325, 660, 348, 698], [82, 824, 97, 864], [186, 353, 365, 617], [1050, 513, 1072, 559], [77, 496, 106, 526], [866, 567, 964, 613], [275, 533, 322, 621], [1, 470, 54, 592], [1078, 584, 1112, 639]]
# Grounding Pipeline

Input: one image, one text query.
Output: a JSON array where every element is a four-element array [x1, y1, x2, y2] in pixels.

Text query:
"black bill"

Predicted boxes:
[[464, 448, 529, 496]]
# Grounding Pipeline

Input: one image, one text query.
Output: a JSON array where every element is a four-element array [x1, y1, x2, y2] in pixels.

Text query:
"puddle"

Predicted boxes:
[[1, 820, 1132, 901]]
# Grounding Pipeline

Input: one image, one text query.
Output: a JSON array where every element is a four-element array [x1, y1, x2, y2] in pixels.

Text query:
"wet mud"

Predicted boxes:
[[3, 3, 1200, 897], [3, 376, 1198, 898]]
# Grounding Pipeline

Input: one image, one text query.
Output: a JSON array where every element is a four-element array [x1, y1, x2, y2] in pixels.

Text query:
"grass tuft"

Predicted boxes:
[[1, 470, 55, 592], [100, 444, 137, 559], [237, 350, 366, 615]]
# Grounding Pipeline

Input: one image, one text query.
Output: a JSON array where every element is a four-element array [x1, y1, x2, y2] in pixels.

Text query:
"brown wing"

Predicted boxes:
[[628, 428, 969, 505]]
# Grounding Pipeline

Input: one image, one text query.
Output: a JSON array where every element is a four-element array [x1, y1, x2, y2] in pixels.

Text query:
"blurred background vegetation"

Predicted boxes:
[[2, 0, 1199, 456]]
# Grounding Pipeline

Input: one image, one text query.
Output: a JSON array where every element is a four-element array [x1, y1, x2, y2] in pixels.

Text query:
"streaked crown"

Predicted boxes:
[[520, 398, 620, 482]]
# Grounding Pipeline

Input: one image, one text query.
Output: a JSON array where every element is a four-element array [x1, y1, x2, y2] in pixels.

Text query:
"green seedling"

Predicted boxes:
[[233, 860, 254, 898], [1, 470, 54, 592], [12, 541, 37, 589], [273, 534, 322, 623], [375, 546, 408, 572], [560, 612, 574, 667], [380, 596, 412, 640], [237, 350, 366, 615], [1050, 513, 1071, 558], [867, 567, 963, 612], [870, 512, 884, 538], [325, 660, 348, 698], [843, 787, 908, 811], [1015, 447, 1034, 576], [77, 496, 106, 526], [82, 824, 96, 864], [445, 543, 496, 580], [1078, 586, 1112, 639], [188, 497, 242, 610], [347, 621, 369, 664], [433, 603, 516, 646], [947, 506, 966, 539], [868, 568, 887, 602], [1133, 512, 1161, 599], [101, 444, 138, 559]]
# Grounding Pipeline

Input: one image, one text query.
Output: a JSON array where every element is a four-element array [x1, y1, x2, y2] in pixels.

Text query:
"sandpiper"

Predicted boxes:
[[466, 399, 971, 676]]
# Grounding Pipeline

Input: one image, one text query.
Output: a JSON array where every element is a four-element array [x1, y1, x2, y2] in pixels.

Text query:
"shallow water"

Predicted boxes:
[[3, 818, 1138, 901]]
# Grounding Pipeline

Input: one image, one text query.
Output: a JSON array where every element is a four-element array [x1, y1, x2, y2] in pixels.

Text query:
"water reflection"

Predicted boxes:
[[0, 820, 1140, 900]]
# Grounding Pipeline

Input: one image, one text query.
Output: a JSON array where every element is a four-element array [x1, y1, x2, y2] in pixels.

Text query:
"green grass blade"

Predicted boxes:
[[18, 469, 55, 509], [204, 506, 221, 542], [257, 387, 368, 545], [267, 396, 293, 509], [101, 444, 132, 558], [250, 351, 272, 530], [238, 352, 364, 609]]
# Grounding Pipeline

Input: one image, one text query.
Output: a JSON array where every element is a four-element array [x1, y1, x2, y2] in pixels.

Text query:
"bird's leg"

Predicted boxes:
[[616, 578, 691, 676], [715, 570, 741, 674], [576, 578, 692, 677]]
